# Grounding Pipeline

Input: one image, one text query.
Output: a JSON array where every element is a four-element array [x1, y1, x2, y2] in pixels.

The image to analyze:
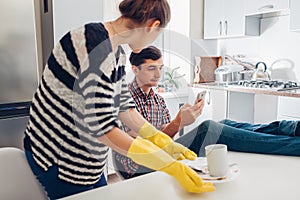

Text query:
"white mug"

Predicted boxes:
[[205, 144, 228, 177]]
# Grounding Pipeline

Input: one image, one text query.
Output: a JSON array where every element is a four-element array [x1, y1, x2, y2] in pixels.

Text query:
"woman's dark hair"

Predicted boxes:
[[129, 46, 162, 68], [119, 0, 171, 28]]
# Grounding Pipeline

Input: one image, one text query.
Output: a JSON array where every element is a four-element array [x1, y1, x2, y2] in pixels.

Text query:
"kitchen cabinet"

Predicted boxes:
[[161, 92, 189, 137], [290, 0, 300, 32], [185, 88, 227, 134], [244, 0, 289, 16], [204, 0, 260, 39], [277, 96, 300, 120], [104, 148, 115, 177], [162, 92, 188, 120], [227, 92, 278, 123], [168, 0, 204, 39]]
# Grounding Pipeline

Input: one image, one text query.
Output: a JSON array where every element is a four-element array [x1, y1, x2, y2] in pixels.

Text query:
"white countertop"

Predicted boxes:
[[191, 83, 300, 98], [60, 151, 300, 200]]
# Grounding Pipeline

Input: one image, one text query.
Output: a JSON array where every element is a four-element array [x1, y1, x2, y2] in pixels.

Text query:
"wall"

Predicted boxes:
[[219, 14, 300, 82], [53, 0, 103, 44]]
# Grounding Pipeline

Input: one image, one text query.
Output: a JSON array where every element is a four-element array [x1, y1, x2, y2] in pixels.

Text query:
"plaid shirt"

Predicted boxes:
[[114, 78, 171, 179], [123, 78, 171, 131]]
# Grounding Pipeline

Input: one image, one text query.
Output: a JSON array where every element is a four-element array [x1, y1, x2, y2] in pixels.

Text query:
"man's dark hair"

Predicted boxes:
[[129, 46, 162, 69]]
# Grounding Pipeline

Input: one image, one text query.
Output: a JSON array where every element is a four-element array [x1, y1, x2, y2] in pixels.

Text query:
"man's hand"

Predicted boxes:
[[176, 100, 205, 128]]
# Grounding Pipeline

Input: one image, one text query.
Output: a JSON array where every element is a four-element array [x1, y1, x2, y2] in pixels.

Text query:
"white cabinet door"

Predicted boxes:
[[185, 88, 227, 133], [204, 0, 224, 39], [228, 92, 278, 123], [244, 0, 289, 16], [223, 0, 245, 37], [168, 0, 204, 39], [162, 93, 188, 137], [204, 0, 258, 39], [208, 89, 228, 121], [277, 96, 300, 120], [290, 0, 300, 32], [163, 94, 189, 120]]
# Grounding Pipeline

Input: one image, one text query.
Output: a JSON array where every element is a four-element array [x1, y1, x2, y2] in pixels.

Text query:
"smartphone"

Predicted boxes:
[[194, 91, 206, 104]]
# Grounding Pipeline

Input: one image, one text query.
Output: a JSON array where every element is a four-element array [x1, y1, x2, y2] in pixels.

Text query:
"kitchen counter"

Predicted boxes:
[[60, 151, 300, 200], [190, 83, 300, 98]]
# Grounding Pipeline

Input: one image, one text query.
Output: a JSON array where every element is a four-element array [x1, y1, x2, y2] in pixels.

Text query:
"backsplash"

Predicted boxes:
[[219, 15, 300, 82]]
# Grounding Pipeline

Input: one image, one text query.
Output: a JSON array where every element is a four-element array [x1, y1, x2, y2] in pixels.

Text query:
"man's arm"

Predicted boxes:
[[162, 100, 205, 138], [161, 115, 181, 138]]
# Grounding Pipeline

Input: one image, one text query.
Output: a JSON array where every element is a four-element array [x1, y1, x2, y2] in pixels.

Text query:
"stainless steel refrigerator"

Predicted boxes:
[[0, 0, 103, 148]]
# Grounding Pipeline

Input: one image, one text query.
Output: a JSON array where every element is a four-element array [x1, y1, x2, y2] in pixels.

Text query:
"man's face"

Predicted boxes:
[[133, 58, 163, 88]]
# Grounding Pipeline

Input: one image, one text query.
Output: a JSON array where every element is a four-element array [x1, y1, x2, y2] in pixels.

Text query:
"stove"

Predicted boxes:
[[230, 80, 300, 91]]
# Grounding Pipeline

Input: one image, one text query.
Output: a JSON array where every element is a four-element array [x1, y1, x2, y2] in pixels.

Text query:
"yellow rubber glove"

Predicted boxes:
[[127, 137, 216, 193], [139, 122, 197, 160]]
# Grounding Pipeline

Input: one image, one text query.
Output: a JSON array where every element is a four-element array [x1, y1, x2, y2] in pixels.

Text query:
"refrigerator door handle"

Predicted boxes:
[[0, 102, 31, 119], [43, 0, 49, 13]]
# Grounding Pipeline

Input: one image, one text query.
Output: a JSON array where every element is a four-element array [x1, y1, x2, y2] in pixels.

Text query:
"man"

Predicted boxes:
[[113, 46, 300, 179]]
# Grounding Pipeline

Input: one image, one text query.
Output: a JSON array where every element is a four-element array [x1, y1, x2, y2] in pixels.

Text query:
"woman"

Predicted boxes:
[[23, 0, 214, 199]]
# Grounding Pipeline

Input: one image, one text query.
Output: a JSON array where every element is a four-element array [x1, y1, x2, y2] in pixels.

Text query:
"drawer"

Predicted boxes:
[[278, 96, 300, 119]]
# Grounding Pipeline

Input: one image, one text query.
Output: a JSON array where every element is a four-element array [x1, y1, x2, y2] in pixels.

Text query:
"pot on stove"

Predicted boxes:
[[214, 65, 244, 83], [214, 65, 253, 83], [251, 62, 271, 81]]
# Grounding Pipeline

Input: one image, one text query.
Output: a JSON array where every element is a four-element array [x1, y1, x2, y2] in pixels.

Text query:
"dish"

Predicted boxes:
[[182, 157, 239, 183]]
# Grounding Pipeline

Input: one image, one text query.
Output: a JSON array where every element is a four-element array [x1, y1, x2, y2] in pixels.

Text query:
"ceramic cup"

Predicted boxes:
[[205, 144, 228, 177]]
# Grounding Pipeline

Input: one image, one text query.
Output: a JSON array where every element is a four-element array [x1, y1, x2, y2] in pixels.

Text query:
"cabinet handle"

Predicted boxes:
[[219, 21, 222, 36], [43, 0, 49, 13], [207, 91, 211, 105], [258, 4, 274, 11], [224, 20, 228, 35]]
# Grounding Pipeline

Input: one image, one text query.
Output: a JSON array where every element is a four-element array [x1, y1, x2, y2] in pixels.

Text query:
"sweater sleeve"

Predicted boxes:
[[77, 23, 120, 137]]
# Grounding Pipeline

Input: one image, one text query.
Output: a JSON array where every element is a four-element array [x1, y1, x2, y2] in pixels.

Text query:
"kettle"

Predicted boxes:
[[251, 62, 271, 81]]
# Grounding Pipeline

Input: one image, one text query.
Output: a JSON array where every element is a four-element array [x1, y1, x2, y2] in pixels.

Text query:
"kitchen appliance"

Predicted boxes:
[[251, 62, 271, 81], [232, 80, 300, 91], [0, 0, 103, 148], [214, 65, 252, 83]]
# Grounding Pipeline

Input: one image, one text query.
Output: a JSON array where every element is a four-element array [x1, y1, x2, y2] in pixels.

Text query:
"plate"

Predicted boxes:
[[182, 157, 239, 183]]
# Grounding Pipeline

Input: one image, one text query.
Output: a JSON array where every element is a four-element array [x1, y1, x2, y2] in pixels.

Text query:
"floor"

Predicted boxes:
[[107, 173, 122, 184]]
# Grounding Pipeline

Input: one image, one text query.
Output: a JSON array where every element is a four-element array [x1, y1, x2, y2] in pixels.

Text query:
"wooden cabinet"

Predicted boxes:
[[185, 88, 227, 133], [204, 0, 260, 39], [244, 0, 289, 16], [290, 0, 300, 32]]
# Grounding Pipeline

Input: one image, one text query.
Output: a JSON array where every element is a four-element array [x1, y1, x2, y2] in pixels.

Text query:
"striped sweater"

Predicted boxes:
[[24, 23, 135, 185]]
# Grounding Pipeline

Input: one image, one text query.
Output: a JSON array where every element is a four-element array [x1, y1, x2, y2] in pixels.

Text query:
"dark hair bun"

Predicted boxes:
[[119, 0, 170, 28]]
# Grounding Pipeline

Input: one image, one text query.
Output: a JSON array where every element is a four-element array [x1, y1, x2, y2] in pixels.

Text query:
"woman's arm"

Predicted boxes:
[[98, 127, 134, 156], [118, 108, 149, 133], [97, 108, 148, 155]]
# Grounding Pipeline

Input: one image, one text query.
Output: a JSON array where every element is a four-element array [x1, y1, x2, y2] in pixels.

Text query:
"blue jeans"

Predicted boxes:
[[25, 150, 107, 200], [113, 119, 300, 180], [176, 119, 300, 157]]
